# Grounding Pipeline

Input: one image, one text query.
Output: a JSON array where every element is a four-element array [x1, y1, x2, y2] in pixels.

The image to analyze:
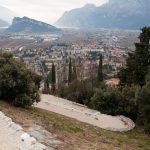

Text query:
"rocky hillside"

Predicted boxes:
[[7, 17, 59, 33], [55, 0, 150, 29]]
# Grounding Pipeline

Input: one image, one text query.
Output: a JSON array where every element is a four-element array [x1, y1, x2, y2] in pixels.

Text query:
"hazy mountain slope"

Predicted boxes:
[[56, 4, 97, 28], [7, 17, 59, 33], [55, 0, 150, 29], [0, 19, 9, 27], [0, 6, 16, 24]]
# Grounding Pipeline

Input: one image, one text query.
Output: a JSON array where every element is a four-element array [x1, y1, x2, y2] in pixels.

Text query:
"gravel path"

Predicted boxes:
[[35, 94, 135, 132]]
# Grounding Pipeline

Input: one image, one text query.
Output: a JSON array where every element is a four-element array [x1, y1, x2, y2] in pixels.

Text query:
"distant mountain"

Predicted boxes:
[[7, 17, 59, 33], [0, 19, 9, 27], [55, 0, 150, 29], [0, 6, 16, 24]]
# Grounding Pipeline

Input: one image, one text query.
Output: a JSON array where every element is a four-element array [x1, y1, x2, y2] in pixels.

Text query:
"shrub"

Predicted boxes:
[[121, 85, 139, 120], [0, 52, 42, 107], [90, 87, 122, 115], [58, 80, 94, 105], [90, 85, 138, 119], [137, 81, 150, 133]]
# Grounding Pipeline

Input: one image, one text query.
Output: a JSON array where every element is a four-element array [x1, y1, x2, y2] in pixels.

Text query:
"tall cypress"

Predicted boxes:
[[118, 27, 150, 86], [97, 54, 103, 82], [44, 77, 50, 94], [68, 57, 73, 84], [51, 62, 56, 93], [73, 64, 77, 81]]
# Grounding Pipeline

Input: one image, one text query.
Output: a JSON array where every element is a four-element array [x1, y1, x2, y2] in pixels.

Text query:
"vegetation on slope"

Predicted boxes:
[[0, 52, 41, 107], [56, 27, 150, 133]]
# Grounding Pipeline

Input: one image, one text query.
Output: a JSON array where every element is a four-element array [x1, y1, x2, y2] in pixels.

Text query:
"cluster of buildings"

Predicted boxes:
[[0, 29, 138, 87]]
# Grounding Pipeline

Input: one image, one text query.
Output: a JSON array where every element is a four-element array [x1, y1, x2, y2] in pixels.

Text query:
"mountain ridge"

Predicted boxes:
[[55, 0, 150, 29], [7, 17, 59, 33]]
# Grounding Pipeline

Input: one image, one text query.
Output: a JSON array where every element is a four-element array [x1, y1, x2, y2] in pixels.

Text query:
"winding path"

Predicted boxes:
[[35, 94, 135, 132]]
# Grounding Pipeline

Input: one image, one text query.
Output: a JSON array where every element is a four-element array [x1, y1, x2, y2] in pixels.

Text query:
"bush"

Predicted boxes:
[[137, 81, 150, 133], [0, 52, 42, 107], [58, 80, 94, 105], [121, 85, 139, 120], [90, 85, 138, 119], [90, 87, 122, 115], [144, 122, 150, 133]]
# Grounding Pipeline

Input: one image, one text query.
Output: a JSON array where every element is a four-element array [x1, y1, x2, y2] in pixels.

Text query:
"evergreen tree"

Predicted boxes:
[[0, 52, 42, 107], [118, 27, 150, 86], [68, 57, 73, 84], [97, 54, 103, 82], [44, 77, 50, 94], [137, 77, 150, 133], [72, 64, 77, 81], [51, 62, 56, 93]]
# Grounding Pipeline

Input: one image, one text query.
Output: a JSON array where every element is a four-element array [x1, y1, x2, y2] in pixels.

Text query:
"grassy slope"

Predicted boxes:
[[0, 100, 150, 150]]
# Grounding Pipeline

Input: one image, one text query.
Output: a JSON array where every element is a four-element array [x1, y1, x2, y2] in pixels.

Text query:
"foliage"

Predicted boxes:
[[90, 87, 122, 115], [120, 85, 139, 120], [68, 57, 73, 84], [58, 80, 94, 105], [137, 73, 150, 133], [72, 65, 77, 81], [90, 85, 139, 119], [51, 62, 56, 93], [0, 52, 41, 107], [97, 54, 103, 82], [51, 62, 56, 84], [45, 62, 56, 94], [43, 77, 50, 94], [146, 71, 150, 83], [118, 27, 150, 86]]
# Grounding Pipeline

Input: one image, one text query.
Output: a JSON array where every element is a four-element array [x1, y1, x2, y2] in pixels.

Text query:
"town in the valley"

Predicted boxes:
[[0, 28, 139, 88]]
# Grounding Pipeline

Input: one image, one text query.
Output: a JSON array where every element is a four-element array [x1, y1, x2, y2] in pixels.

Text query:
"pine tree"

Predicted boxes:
[[97, 54, 103, 82], [118, 27, 150, 86], [51, 62, 56, 93], [68, 57, 73, 84]]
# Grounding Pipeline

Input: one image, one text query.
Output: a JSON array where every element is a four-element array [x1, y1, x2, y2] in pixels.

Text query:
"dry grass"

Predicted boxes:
[[0, 100, 150, 150]]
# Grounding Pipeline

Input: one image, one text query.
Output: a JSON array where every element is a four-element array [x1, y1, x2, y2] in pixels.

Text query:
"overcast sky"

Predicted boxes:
[[0, 0, 108, 24]]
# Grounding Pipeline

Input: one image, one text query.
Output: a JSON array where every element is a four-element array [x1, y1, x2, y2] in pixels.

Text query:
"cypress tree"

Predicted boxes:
[[97, 54, 103, 82], [68, 57, 73, 84], [51, 62, 56, 93], [73, 65, 77, 81], [118, 27, 150, 86], [44, 77, 50, 94]]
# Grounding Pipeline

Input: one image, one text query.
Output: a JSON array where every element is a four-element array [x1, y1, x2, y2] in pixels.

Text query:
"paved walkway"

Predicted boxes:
[[35, 94, 135, 132]]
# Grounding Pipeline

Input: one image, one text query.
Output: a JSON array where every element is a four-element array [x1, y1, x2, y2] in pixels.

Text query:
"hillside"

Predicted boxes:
[[0, 100, 150, 150], [55, 0, 150, 29], [7, 17, 59, 33]]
